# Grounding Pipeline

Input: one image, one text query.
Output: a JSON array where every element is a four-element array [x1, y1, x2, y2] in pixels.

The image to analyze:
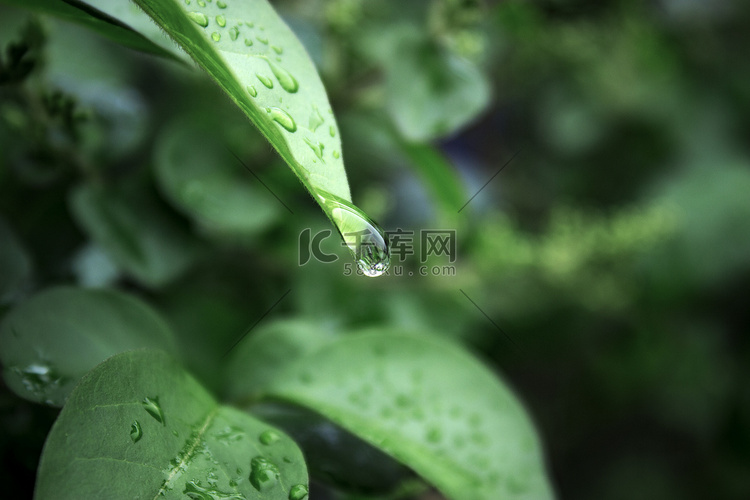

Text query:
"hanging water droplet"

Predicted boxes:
[[316, 191, 390, 277], [264, 59, 298, 93], [130, 420, 142, 443], [308, 105, 324, 132], [244, 38, 253, 46], [288, 484, 309, 500], [256, 73, 274, 89], [271, 45, 283, 55], [248, 457, 280, 491], [229, 26, 239, 41], [217, 0, 227, 7], [142, 396, 164, 424], [187, 12, 209, 27], [258, 430, 281, 445], [211, 32, 221, 42], [304, 137, 324, 160], [247, 85, 257, 97], [256, 35, 269, 45], [266, 107, 297, 132], [216, 15, 226, 27], [329, 125, 336, 137], [332, 150, 340, 159]]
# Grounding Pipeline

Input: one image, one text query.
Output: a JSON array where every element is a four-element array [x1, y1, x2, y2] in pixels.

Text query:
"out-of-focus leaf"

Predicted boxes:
[[377, 28, 491, 141], [132, 0, 353, 220], [0, 0, 184, 62], [154, 119, 281, 238], [224, 319, 337, 404], [0, 286, 176, 406], [35, 350, 309, 500], [0, 216, 32, 305], [69, 180, 203, 288], [261, 331, 555, 500]]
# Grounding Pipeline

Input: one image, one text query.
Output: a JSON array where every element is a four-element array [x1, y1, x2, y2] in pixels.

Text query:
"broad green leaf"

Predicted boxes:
[[0, 216, 32, 305], [132, 0, 352, 216], [384, 33, 491, 141], [0, 0, 183, 62], [35, 349, 309, 500], [0, 286, 176, 406], [223, 319, 337, 404], [262, 332, 554, 500], [69, 180, 204, 288], [154, 119, 281, 238]]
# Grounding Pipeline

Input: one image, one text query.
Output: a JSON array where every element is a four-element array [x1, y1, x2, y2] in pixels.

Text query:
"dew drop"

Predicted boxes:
[[265, 59, 298, 93], [333, 150, 340, 159], [329, 125, 336, 137], [266, 107, 297, 132], [316, 191, 390, 277], [187, 12, 209, 27], [308, 105, 324, 132], [246, 21, 255, 27], [130, 420, 142, 443], [304, 137, 324, 160], [256, 73, 274, 89], [212, 32, 221, 42], [288, 484, 309, 500], [142, 396, 164, 425], [272, 45, 283, 55], [197, 0, 206, 6], [217, 0, 227, 7], [244, 38, 254, 46], [246, 85, 257, 97], [249, 457, 280, 491], [256, 35, 269, 45], [216, 15, 226, 27], [229, 26, 239, 41], [259, 430, 281, 445], [183, 480, 246, 499]]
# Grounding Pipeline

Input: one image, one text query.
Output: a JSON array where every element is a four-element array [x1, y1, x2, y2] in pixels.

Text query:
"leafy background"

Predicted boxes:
[[2, 0, 750, 499]]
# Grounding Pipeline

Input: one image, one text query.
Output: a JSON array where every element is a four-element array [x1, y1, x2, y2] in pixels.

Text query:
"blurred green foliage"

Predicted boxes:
[[1, 0, 750, 498]]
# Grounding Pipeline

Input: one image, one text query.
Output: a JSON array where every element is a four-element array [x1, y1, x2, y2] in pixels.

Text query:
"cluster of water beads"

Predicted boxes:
[[316, 191, 390, 277]]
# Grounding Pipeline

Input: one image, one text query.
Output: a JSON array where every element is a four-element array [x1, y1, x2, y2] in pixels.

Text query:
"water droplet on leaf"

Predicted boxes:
[[256, 35, 268, 45], [317, 191, 390, 277], [304, 138, 324, 160], [259, 430, 281, 445], [256, 73, 274, 89], [246, 85, 257, 97], [272, 45, 283, 55], [288, 484, 309, 500], [188, 12, 209, 27], [130, 420, 142, 442], [197, 0, 206, 7], [308, 105, 324, 132], [266, 107, 297, 132], [216, 15, 226, 27], [244, 38, 253, 46], [142, 396, 164, 424], [329, 125, 336, 137], [249, 457, 280, 491], [265, 60, 298, 93], [212, 32, 221, 42], [217, 0, 227, 7], [332, 150, 340, 159], [229, 26, 239, 41]]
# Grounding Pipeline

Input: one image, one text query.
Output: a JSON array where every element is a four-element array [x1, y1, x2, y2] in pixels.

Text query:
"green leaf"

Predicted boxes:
[[384, 33, 491, 141], [154, 119, 281, 238], [0, 216, 32, 305], [0, 286, 176, 406], [262, 331, 554, 500], [69, 180, 204, 288], [0, 0, 184, 62], [223, 319, 337, 404], [35, 349, 309, 500], [132, 0, 352, 215]]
